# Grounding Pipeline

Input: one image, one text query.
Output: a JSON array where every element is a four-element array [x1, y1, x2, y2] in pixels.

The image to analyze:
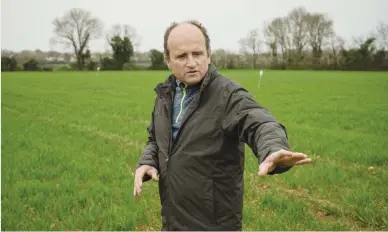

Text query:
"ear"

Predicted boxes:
[[164, 54, 171, 69]]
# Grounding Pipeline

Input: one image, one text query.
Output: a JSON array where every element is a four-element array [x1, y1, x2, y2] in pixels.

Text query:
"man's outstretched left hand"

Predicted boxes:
[[258, 149, 312, 177]]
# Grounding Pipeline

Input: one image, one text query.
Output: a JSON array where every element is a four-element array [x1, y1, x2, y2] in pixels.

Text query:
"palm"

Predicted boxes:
[[258, 149, 312, 177]]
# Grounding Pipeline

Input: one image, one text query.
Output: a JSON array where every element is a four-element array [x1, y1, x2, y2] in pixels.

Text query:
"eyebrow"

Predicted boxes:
[[176, 50, 204, 56]]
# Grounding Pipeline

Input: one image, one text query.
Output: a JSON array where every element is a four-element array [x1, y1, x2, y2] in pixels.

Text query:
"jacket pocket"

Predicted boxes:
[[170, 175, 216, 227]]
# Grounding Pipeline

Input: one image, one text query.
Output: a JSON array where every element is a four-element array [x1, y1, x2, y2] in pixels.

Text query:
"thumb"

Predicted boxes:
[[148, 168, 159, 181], [258, 161, 274, 177]]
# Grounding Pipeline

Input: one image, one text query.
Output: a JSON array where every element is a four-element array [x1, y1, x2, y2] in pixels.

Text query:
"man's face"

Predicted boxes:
[[165, 23, 211, 85]]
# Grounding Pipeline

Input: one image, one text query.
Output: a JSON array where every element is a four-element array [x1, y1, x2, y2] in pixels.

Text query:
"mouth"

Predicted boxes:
[[187, 71, 198, 74]]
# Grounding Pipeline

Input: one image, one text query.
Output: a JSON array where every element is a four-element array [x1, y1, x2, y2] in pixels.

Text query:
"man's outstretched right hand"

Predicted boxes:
[[133, 165, 159, 196]]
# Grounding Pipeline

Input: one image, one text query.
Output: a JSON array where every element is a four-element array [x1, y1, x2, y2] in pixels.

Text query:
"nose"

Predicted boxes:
[[186, 54, 197, 67]]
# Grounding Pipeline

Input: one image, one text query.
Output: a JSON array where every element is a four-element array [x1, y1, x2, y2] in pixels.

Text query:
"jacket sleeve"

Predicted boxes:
[[136, 101, 159, 181], [221, 83, 292, 175]]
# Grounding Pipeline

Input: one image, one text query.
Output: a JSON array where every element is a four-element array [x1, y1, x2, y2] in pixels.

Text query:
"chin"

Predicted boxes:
[[184, 73, 203, 85], [186, 78, 202, 85]]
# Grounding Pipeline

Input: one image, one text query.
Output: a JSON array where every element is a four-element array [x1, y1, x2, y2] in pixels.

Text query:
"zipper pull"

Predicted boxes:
[[165, 157, 169, 171]]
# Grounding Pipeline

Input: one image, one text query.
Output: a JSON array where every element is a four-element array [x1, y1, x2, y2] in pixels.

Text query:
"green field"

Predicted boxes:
[[2, 70, 388, 231]]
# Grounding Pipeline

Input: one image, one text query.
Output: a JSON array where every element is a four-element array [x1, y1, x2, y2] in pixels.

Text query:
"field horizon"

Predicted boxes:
[[2, 69, 388, 230]]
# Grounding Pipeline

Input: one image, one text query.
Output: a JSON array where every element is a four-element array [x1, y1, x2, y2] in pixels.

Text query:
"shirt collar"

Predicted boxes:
[[175, 78, 182, 87], [174, 78, 201, 89]]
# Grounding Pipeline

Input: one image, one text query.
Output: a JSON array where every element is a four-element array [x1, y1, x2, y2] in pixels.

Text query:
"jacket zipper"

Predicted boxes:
[[165, 89, 175, 170], [165, 84, 200, 230], [175, 84, 187, 123], [166, 84, 187, 170], [170, 89, 202, 155], [165, 88, 174, 231]]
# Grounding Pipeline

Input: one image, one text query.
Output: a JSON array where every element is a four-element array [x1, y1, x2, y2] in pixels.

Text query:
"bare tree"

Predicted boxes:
[[263, 20, 278, 63], [305, 12, 334, 64], [211, 49, 228, 69], [375, 21, 388, 50], [264, 17, 290, 67], [352, 34, 369, 48], [105, 24, 141, 51], [287, 6, 309, 63], [239, 28, 262, 69], [52, 8, 103, 70], [327, 34, 345, 68]]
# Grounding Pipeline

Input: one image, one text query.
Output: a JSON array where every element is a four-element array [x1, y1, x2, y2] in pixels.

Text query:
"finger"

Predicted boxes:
[[151, 173, 159, 181], [273, 150, 293, 159], [134, 174, 144, 196], [133, 175, 138, 196], [285, 155, 308, 162], [288, 152, 307, 158], [133, 181, 138, 196], [277, 156, 310, 167], [293, 153, 308, 158], [279, 153, 308, 162], [294, 158, 312, 165], [280, 150, 294, 155]]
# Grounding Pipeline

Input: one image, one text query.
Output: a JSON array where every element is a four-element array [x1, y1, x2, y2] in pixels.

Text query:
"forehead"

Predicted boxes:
[[168, 24, 207, 53]]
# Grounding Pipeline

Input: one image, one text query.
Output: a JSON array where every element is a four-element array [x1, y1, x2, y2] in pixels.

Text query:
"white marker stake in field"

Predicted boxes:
[[258, 69, 264, 88], [96, 66, 100, 76]]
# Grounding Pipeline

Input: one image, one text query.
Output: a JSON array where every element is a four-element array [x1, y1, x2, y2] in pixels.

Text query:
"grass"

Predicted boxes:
[[1, 69, 388, 231]]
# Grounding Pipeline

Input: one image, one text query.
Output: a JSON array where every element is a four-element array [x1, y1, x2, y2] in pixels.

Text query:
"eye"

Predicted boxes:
[[177, 54, 186, 59], [193, 51, 203, 56]]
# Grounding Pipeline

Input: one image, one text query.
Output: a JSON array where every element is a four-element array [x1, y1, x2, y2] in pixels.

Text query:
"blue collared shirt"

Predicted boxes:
[[171, 79, 200, 140]]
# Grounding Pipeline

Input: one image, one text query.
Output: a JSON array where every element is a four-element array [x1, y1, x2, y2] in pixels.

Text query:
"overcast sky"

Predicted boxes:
[[1, 0, 387, 53]]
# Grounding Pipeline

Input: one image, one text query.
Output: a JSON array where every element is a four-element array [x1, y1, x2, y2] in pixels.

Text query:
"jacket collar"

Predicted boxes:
[[154, 63, 218, 96]]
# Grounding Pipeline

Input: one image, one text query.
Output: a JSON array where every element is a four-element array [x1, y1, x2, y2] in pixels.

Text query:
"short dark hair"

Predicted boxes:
[[163, 20, 211, 59]]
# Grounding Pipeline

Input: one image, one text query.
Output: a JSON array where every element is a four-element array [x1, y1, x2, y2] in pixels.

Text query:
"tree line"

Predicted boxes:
[[2, 7, 388, 72]]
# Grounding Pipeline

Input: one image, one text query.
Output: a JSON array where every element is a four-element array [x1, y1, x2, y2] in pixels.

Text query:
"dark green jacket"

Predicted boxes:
[[137, 63, 292, 231]]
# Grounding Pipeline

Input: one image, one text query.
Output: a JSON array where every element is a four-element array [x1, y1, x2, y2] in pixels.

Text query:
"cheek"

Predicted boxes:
[[202, 57, 210, 66], [169, 62, 183, 70], [200, 58, 210, 69], [170, 64, 185, 74]]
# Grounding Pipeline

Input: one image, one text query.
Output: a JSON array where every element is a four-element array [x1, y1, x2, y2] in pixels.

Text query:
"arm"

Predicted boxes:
[[136, 102, 159, 181], [221, 83, 292, 175]]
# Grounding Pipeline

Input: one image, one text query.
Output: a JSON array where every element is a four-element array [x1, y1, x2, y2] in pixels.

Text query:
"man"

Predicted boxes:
[[133, 20, 312, 231]]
